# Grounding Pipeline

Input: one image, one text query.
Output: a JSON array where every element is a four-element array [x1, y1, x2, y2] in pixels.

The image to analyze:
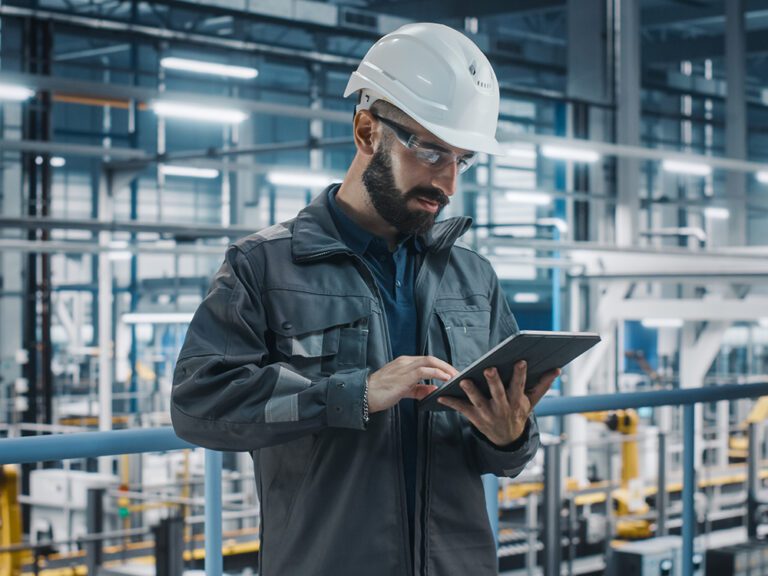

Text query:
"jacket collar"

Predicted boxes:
[[291, 184, 473, 262]]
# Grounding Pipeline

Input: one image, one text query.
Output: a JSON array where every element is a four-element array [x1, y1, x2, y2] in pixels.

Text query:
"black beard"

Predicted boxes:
[[361, 146, 449, 236]]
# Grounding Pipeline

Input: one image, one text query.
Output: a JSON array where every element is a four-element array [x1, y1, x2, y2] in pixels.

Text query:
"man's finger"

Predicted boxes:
[[438, 397, 478, 422], [410, 383, 439, 401], [460, 379, 487, 410], [484, 367, 507, 407], [417, 366, 454, 383], [526, 368, 560, 407], [506, 360, 528, 403], [422, 355, 459, 378]]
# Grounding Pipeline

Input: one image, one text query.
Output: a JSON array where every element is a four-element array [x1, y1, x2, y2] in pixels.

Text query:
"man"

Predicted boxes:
[[171, 22, 558, 576]]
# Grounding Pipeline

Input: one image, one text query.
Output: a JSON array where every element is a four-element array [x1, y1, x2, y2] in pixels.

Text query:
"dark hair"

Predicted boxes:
[[369, 99, 411, 126]]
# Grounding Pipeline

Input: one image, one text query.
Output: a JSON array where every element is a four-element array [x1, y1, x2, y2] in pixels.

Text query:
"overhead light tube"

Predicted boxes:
[[152, 101, 247, 124], [757, 171, 768, 184], [160, 165, 220, 179], [513, 293, 540, 304], [266, 171, 335, 188], [641, 318, 684, 329], [505, 191, 552, 206], [0, 83, 34, 101], [662, 160, 712, 176], [541, 145, 600, 163], [703, 207, 730, 220], [160, 57, 258, 79], [122, 312, 195, 324]]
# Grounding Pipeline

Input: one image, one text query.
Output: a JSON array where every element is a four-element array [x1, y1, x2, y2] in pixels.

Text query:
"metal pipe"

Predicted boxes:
[[482, 475, 499, 545], [0, 428, 194, 465], [747, 421, 759, 539], [657, 431, 668, 536], [0, 6, 361, 68], [4, 383, 768, 465], [682, 404, 696, 576], [543, 441, 562, 576], [205, 450, 223, 576]]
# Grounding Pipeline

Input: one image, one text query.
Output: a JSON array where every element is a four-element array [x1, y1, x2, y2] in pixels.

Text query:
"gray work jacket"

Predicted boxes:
[[171, 189, 540, 576]]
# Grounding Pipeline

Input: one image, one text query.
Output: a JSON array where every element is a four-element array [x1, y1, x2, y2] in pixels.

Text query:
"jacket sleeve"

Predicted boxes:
[[463, 263, 541, 477], [171, 246, 368, 452]]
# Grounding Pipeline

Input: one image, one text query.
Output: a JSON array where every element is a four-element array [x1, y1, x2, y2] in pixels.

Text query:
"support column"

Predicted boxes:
[[725, 0, 747, 246], [0, 101, 24, 426], [567, 0, 611, 486], [614, 0, 641, 247], [543, 441, 562, 576]]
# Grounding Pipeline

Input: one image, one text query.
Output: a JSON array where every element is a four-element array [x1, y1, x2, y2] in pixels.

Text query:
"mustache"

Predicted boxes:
[[405, 187, 449, 208]]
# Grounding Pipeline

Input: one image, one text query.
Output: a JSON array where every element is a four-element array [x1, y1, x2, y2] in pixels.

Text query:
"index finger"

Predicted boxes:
[[420, 355, 459, 379]]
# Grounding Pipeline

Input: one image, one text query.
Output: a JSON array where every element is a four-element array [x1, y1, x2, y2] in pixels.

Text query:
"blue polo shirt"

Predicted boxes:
[[327, 185, 422, 544]]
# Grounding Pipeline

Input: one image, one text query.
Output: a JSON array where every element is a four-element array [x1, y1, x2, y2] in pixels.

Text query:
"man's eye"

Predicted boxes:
[[418, 150, 442, 164]]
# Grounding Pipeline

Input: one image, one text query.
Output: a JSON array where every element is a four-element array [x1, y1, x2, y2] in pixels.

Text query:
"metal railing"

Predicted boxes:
[[2, 382, 768, 576]]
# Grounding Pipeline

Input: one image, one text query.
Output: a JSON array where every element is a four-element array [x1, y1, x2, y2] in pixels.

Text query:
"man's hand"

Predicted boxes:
[[368, 356, 458, 413], [437, 361, 560, 447]]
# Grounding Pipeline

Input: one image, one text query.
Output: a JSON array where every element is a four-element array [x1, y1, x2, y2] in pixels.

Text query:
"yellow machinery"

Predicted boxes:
[[729, 396, 768, 461], [0, 465, 24, 575], [583, 409, 653, 539]]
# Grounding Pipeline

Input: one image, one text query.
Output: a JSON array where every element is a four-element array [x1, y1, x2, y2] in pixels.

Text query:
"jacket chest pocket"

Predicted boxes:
[[266, 291, 372, 376], [435, 301, 491, 371]]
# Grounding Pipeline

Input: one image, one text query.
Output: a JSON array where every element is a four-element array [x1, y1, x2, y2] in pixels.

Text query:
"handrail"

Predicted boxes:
[[1, 383, 766, 465], [2, 381, 768, 576]]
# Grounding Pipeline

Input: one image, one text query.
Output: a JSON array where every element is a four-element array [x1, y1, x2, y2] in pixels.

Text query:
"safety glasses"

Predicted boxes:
[[372, 113, 477, 174]]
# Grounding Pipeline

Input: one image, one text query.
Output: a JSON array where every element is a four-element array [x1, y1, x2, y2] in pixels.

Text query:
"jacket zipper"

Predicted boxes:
[[352, 255, 414, 575], [303, 248, 413, 573]]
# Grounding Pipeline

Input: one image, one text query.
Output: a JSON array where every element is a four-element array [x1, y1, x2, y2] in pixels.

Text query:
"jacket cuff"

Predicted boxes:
[[325, 369, 368, 430], [472, 416, 533, 452]]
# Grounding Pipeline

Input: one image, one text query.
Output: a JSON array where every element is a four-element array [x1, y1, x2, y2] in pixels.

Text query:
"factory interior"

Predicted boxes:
[[5, 0, 768, 575]]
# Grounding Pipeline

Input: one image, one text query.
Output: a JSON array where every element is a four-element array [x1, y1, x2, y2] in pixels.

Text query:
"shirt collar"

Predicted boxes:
[[327, 185, 424, 256]]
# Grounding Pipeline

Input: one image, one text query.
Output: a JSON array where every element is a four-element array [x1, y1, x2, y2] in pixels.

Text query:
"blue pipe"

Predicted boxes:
[[3, 383, 768, 466], [482, 474, 499, 546], [682, 404, 695, 576], [205, 449, 223, 576], [0, 428, 194, 465], [535, 382, 768, 415]]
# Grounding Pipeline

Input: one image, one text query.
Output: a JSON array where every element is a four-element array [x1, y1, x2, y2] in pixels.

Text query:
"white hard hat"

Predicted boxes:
[[344, 23, 503, 155]]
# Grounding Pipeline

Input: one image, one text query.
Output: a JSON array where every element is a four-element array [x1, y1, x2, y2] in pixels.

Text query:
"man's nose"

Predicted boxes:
[[431, 161, 459, 198]]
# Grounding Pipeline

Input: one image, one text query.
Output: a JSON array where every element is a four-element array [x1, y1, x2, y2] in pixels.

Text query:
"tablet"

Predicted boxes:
[[418, 330, 601, 412]]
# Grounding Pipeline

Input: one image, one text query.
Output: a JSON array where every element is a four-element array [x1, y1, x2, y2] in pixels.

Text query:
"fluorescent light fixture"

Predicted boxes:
[[50, 157, 66, 168], [759, 318, 768, 328], [0, 83, 34, 101], [505, 191, 552, 206], [160, 164, 219, 179], [541, 145, 600, 163], [122, 312, 194, 325], [160, 57, 258, 79], [108, 240, 132, 261], [151, 101, 247, 124], [504, 146, 537, 160], [662, 160, 712, 176], [513, 293, 540, 304], [757, 171, 768, 184], [641, 318, 684, 329], [266, 171, 334, 188], [704, 207, 729, 220]]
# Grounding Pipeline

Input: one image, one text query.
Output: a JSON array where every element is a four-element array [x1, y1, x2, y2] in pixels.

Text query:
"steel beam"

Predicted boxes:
[[726, 0, 748, 247]]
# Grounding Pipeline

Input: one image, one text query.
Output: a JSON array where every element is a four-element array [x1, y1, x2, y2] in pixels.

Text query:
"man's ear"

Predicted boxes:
[[353, 111, 377, 156]]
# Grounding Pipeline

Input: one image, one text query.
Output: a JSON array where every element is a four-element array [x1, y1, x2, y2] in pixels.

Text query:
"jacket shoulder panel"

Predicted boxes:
[[232, 222, 294, 255]]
